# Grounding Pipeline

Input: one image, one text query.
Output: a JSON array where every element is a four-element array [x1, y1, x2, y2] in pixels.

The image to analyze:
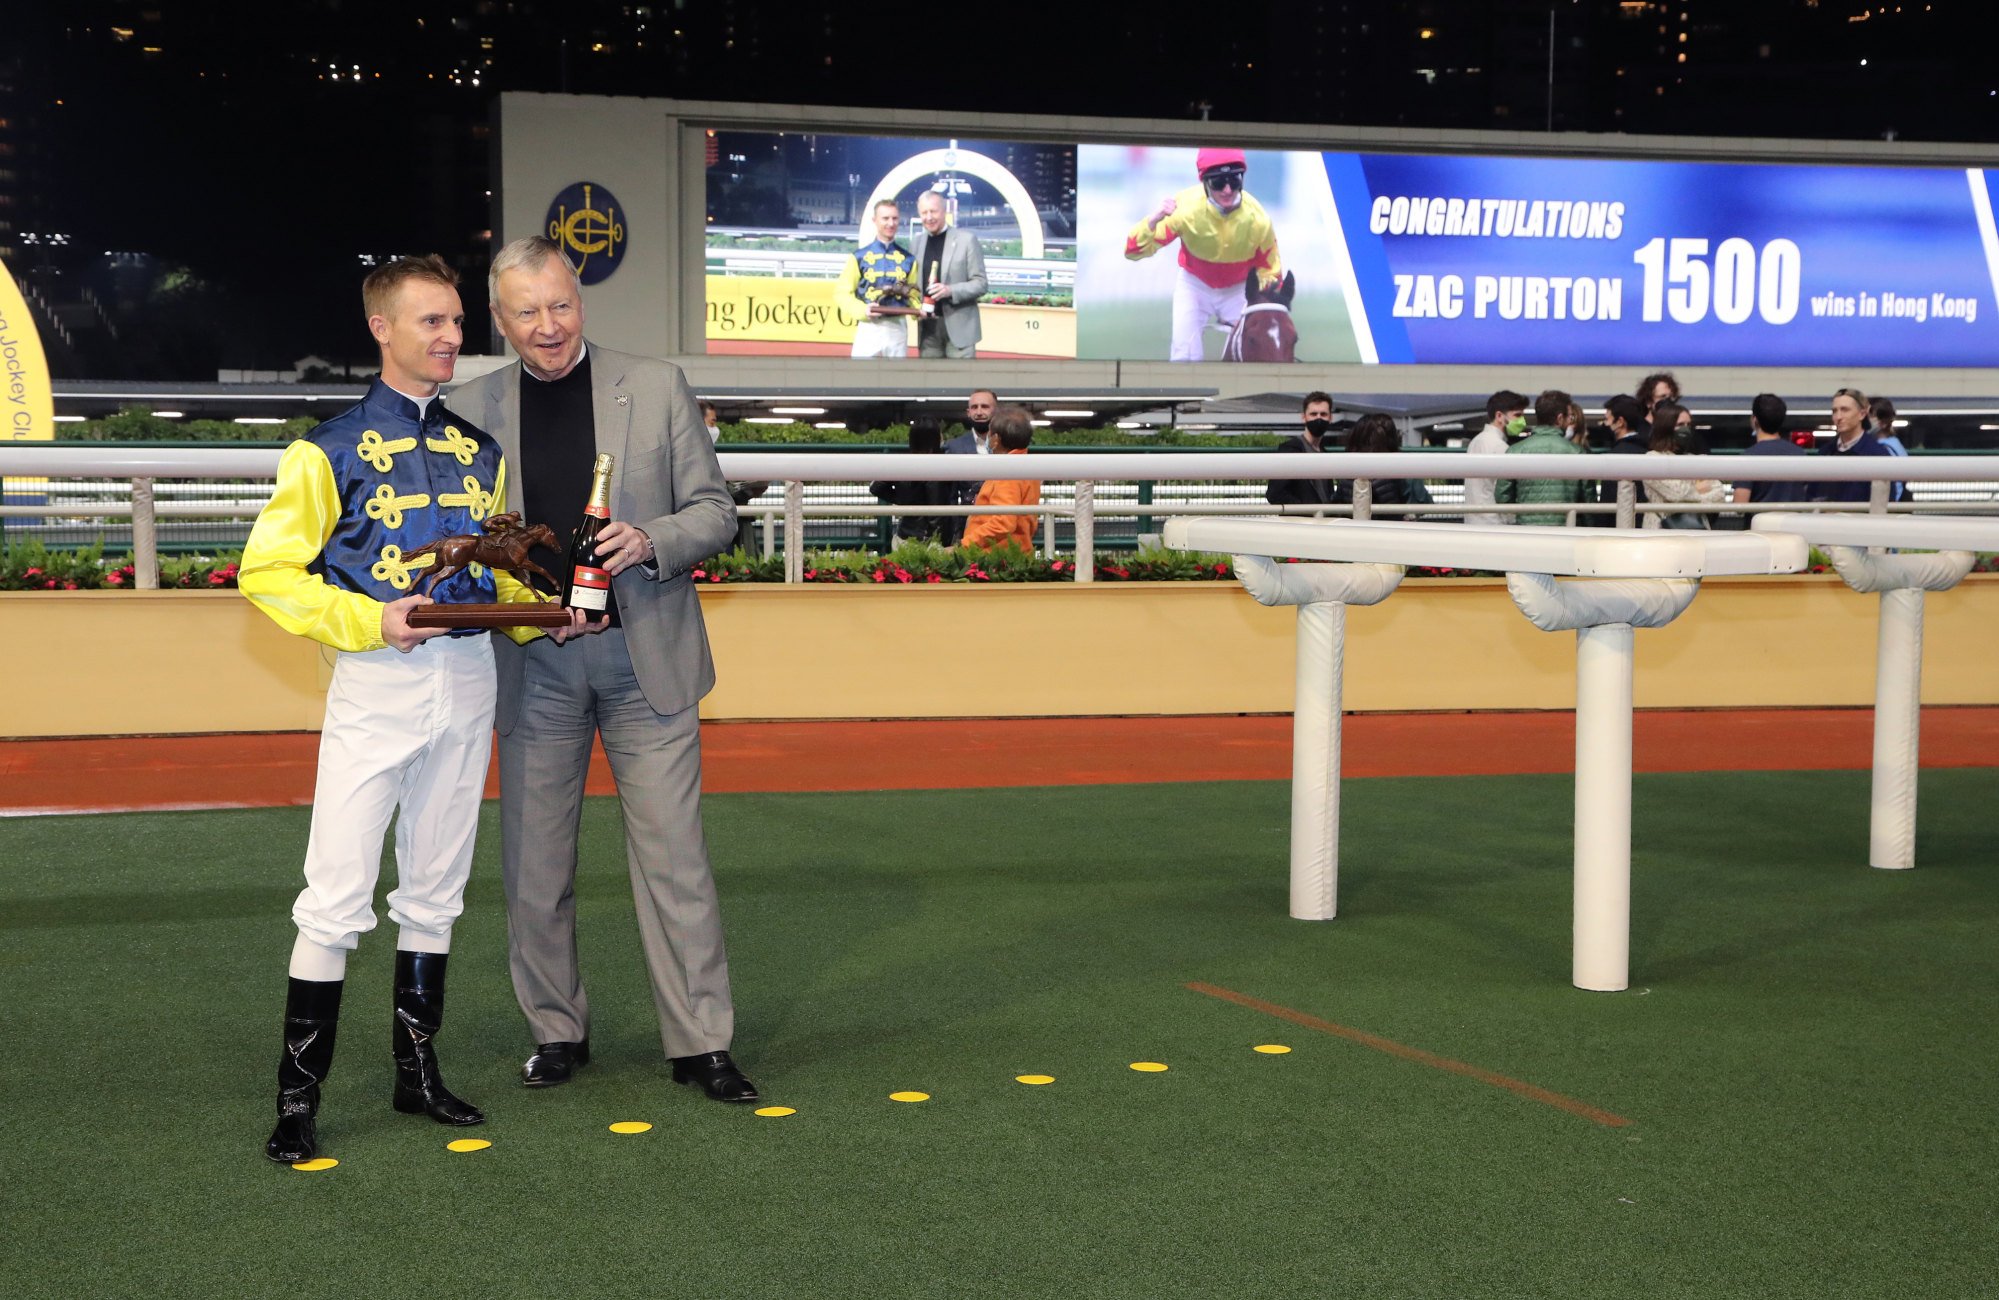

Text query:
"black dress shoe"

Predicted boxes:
[[522, 1039, 591, 1087], [670, 1050, 760, 1103]]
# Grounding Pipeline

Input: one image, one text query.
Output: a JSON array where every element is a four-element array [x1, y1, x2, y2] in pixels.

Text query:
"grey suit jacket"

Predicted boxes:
[[910, 225, 987, 348], [451, 343, 738, 731]]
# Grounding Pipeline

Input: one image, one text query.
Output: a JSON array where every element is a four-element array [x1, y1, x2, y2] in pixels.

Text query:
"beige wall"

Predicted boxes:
[[4, 578, 1995, 738]]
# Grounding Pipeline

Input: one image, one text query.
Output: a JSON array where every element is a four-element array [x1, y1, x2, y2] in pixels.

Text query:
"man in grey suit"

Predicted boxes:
[[912, 191, 988, 359], [453, 235, 758, 1104]]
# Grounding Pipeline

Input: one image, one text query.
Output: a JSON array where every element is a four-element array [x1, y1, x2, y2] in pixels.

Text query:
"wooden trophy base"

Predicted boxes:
[[408, 602, 576, 629]]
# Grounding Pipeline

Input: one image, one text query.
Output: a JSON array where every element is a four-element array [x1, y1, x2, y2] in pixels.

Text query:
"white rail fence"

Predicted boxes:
[[3, 447, 1994, 588]]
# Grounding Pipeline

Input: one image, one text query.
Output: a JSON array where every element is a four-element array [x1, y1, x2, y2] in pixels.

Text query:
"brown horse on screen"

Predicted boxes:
[[1221, 268, 1298, 362], [403, 511, 563, 598]]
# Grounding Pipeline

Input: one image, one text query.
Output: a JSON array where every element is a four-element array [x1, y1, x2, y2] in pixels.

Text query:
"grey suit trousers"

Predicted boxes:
[[498, 627, 734, 1059]]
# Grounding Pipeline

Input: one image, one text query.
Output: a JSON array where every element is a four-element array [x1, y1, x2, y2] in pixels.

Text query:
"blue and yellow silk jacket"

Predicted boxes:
[[241, 380, 515, 652], [836, 239, 919, 308]]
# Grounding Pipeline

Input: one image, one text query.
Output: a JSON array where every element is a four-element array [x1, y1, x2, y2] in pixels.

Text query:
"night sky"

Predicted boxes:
[[8, 1, 1991, 375]]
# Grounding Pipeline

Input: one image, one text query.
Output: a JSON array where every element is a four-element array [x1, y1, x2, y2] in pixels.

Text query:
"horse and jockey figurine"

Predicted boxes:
[[403, 511, 564, 599]]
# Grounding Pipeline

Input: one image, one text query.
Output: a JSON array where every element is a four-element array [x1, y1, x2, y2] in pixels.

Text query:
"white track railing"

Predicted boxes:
[[3, 447, 1993, 587]]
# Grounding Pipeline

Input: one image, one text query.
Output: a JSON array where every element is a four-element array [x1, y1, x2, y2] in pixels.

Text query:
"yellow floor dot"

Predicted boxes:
[[290, 1158, 338, 1172], [889, 1091, 930, 1103], [754, 1106, 796, 1117], [446, 1138, 492, 1152], [1253, 1044, 1293, 1055], [1129, 1061, 1169, 1073], [1015, 1074, 1056, 1085], [608, 1121, 653, 1135]]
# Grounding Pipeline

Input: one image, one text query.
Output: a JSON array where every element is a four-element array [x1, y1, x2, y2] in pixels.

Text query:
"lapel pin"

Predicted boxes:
[[615, 394, 630, 407]]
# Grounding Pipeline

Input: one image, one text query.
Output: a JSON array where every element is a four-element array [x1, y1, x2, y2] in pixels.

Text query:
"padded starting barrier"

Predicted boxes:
[[1164, 517, 1809, 993]]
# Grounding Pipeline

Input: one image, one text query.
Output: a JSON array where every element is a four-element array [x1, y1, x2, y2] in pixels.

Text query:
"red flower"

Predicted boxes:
[[42, 579, 56, 589], [803, 569, 818, 580], [968, 567, 989, 581], [209, 572, 228, 585], [894, 568, 912, 584], [105, 573, 125, 586], [218, 563, 239, 577], [872, 569, 888, 583], [925, 573, 943, 583], [62, 581, 79, 590], [23, 567, 41, 577], [691, 568, 707, 579]]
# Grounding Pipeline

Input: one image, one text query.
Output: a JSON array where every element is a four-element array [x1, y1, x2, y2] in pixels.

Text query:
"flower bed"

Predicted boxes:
[[8, 533, 1997, 593]]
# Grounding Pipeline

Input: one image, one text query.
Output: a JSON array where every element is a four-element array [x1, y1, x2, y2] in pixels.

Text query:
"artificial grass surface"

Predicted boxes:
[[2, 771, 1995, 1298]]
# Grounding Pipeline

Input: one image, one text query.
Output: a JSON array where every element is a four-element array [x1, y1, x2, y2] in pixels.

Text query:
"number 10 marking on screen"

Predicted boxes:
[[1632, 237, 1801, 325]]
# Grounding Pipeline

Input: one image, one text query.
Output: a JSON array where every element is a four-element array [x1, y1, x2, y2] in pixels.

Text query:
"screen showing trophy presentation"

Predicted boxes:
[[704, 131, 1999, 366]]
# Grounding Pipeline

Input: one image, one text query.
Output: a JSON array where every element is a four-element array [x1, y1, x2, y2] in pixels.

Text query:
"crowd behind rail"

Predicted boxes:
[[818, 369, 1924, 547]]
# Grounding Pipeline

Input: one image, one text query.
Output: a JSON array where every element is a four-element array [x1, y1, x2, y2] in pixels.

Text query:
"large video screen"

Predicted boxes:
[[703, 132, 1076, 359], [706, 132, 1999, 366]]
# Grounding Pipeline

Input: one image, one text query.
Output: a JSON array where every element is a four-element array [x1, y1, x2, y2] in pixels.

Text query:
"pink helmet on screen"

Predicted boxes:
[[1195, 148, 1247, 177]]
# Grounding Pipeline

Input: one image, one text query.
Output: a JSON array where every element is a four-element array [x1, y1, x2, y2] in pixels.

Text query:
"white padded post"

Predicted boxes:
[[1507, 571, 1698, 992], [1292, 602, 1343, 919], [1574, 622, 1635, 991], [1871, 588, 1923, 870], [1233, 554, 1402, 921]]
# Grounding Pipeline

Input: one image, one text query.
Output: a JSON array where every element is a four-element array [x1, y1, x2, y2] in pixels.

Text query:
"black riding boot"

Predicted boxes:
[[390, 950, 484, 1126], [265, 977, 344, 1163]]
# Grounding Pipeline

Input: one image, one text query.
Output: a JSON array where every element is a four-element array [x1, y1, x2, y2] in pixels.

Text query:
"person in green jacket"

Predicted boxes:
[[1495, 389, 1585, 525]]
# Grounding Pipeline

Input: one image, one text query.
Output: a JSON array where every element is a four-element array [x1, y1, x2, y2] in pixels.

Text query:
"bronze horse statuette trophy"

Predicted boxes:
[[405, 512, 576, 629]]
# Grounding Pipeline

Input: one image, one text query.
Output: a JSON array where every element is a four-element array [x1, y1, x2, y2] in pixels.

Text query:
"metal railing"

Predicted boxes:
[[3, 446, 1994, 588]]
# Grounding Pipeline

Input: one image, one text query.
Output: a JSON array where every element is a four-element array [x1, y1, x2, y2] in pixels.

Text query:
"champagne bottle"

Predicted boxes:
[[562, 453, 615, 612]]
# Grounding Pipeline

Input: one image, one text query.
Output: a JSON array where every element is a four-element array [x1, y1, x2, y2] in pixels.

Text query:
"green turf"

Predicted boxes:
[[2, 771, 1996, 1298]]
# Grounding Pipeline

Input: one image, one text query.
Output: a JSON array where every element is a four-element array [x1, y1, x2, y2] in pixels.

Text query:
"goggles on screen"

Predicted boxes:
[[1201, 167, 1246, 193]]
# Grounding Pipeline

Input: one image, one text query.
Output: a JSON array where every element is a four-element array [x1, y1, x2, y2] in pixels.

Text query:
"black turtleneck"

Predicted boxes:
[[518, 353, 618, 623]]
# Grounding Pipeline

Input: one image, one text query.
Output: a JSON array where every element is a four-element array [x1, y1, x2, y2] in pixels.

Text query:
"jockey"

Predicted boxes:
[[1125, 147, 1283, 362]]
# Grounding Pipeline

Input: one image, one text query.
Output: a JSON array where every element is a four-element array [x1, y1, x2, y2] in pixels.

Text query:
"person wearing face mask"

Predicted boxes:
[[1461, 389, 1526, 526], [944, 388, 997, 540], [1266, 391, 1340, 508], [1125, 148, 1282, 362], [702, 401, 768, 554]]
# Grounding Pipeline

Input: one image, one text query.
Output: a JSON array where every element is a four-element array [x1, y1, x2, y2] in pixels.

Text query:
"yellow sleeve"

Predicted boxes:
[[836, 249, 864, 304], [488, 456, 552, 646], [1125, 214, 1169, 260], [240, 440, 388, 652], [1253, 202, 1282, 289]]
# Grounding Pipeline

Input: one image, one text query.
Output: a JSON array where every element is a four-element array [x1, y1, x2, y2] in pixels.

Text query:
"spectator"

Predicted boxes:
[[703, 401, 769, 554], [1332, 413, 1432, 515], [961, 405, 1040, 550], [1495, 390, 1584, 525], [1461, 388, 1527, 526], [1582, 393, 1650, 527], [911, 191, 988, 358], [1642, 401, 1728, 528], [1731, 393, 1809, 511], [871, 418, 955, 547], [1636, 371, 1681, 421], [945, 387, 997, 522], [1814, 387, 1893, 504], [1870, 395, 1909, 502], [1559, 400, 1588, 448], [1266, 390, 1339, 508]]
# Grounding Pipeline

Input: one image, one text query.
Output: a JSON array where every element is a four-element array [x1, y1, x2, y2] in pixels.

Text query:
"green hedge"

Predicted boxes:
[[57, 408, 1287, 449]]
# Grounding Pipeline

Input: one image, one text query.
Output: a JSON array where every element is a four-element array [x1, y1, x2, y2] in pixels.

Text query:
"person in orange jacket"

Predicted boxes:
[[960, 405, 1040, 550]]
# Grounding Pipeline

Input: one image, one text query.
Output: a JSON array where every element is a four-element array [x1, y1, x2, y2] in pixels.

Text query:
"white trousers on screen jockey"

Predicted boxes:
[[1170, 269, 1246, 362], [291, 633, 497, 952], [851, 316, 909, 359]]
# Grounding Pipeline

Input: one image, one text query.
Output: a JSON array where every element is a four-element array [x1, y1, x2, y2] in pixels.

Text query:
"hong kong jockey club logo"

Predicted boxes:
[[546, 182, 626, 285]]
